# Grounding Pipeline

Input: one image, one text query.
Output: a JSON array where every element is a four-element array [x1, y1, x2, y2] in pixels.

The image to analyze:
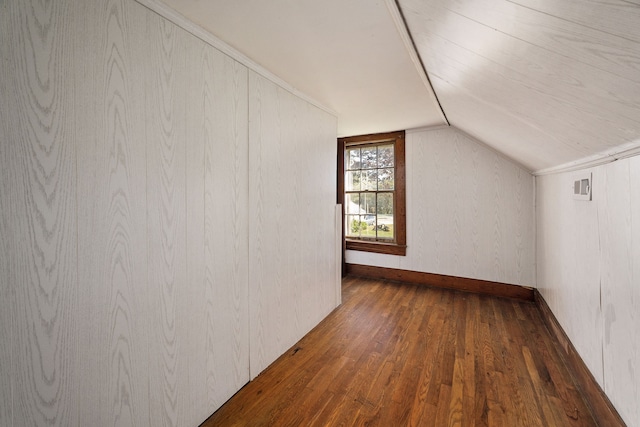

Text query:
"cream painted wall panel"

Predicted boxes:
[[348, 127, 535, 287], [453, 131, 481, 278], [335, 205, 343, 305], [1, 1, 16, 423], [346, 250, 402, 269], [566, 175, 603, 384], [0, 144, 13, 425], [630, 156, 640, 425], [248, 74, 279, 376], [182, 41, 206, 424], [599, 160, 637, 424], [415, 128, 457, 274], [144, 13, 190, 426], [536, 172, 604, 385], [248, 71, 338, 378], [507, 159, 533, 285], [5, 1, 80, 425], [5, 0, 338, 423], [302, 105, 342, 321], [76, 1, 150, 425], [202, 48, 250, 411], [182, 36, 208, 425], [537, 157, 640, 427]]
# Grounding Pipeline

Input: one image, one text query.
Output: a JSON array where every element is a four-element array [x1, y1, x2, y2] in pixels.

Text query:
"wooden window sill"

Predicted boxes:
[[346, 239, 407, 256]]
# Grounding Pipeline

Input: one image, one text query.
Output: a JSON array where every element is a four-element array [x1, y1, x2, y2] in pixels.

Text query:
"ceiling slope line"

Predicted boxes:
[[385, 0, 450, 126], [134, 0, 338, 118], [533, 140, 640, 176]]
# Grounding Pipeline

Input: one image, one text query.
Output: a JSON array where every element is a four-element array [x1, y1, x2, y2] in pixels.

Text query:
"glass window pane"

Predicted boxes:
[[361, 216, 376, 238], [376, 220, 393, 239], [377, 168, 394, 190], [377, 192, 393, 215], [360, 192, 376, 215], [361, 147, 377, 169], [346, 148, 361, 170], [377, 193, 394, 239], [346, 215, 362, 238], [345, 193, 361, 214], [378, 144, 394, 168], [361, 170, 377, 191], [345, 171, 361, 191]]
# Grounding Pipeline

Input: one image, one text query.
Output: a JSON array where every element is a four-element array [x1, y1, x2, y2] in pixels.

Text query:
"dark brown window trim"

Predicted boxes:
[[345, 239, 407, 255], [338, 130, 406, 256]]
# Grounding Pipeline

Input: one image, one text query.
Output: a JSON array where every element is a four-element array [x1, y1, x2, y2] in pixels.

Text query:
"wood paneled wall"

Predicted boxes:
[[346, 127, 535, 287], [248, 72, 339, 378], [75, 2, 151, 425], [537, 157, 640, 427], [0, 0, 338, 425], [2, 1, 81, 425]]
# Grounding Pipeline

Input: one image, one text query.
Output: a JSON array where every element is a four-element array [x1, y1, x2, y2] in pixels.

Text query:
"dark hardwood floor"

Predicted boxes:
[[202, 276, 597, 426]]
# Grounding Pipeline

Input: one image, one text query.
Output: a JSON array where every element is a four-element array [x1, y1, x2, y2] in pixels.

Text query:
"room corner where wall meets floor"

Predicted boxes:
[[536, 155, 640, 427]]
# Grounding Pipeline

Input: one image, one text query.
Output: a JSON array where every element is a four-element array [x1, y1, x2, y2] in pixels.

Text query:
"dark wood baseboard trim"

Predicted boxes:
[[346, 263, 534, 301], [534, 290, 626, 427]]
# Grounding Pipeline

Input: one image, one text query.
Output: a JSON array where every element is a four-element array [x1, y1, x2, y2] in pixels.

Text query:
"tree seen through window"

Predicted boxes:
[[345, 143, 395, 240]]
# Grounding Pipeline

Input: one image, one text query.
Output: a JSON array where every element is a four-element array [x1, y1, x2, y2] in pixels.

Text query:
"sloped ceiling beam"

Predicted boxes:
[[384, 0, 450, 126]]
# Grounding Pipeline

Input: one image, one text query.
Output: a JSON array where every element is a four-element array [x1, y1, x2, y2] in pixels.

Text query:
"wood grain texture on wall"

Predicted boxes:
[[598, 160, 637, 425], [76, 1, 149, 425], [1, 1, 15, 423], [537, 156, 640, 427], [183, 36, 208, 425], [536, 172, 604, 386], [627, 156, 640, 424], [0, 154, 12, 425], [145, 12, 190, 426], [202, 48, 250, 412], [346, 127, 535, 287], [632, 156, 640, 426], [248, 71, 339, 378], [4, 1, 80, 425], [3, 0, 338, 424]]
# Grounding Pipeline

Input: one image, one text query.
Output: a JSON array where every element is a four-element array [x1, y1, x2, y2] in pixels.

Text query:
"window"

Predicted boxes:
[[338, 131, 406, 256]]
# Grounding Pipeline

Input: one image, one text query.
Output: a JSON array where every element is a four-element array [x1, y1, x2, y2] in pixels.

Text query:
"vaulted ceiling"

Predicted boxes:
[[152, 0, 640, 172]]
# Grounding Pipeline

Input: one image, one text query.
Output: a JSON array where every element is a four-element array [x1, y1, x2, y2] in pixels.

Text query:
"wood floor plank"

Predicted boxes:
[[202, 277, 598, 427]]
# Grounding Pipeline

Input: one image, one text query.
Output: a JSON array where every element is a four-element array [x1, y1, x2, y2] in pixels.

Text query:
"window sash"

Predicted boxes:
[[338, 130, 406, 257]]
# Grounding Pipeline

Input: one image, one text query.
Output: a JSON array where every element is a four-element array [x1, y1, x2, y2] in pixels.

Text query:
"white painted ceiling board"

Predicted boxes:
[[510, 0, 640, 44], [399, 0, 640, 171], [431, 79, 576, 171], [423, 0, 640, 84], [148, 0, 640, 171], [156, 0, 447, 137], [419, 30, 638, 168]]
